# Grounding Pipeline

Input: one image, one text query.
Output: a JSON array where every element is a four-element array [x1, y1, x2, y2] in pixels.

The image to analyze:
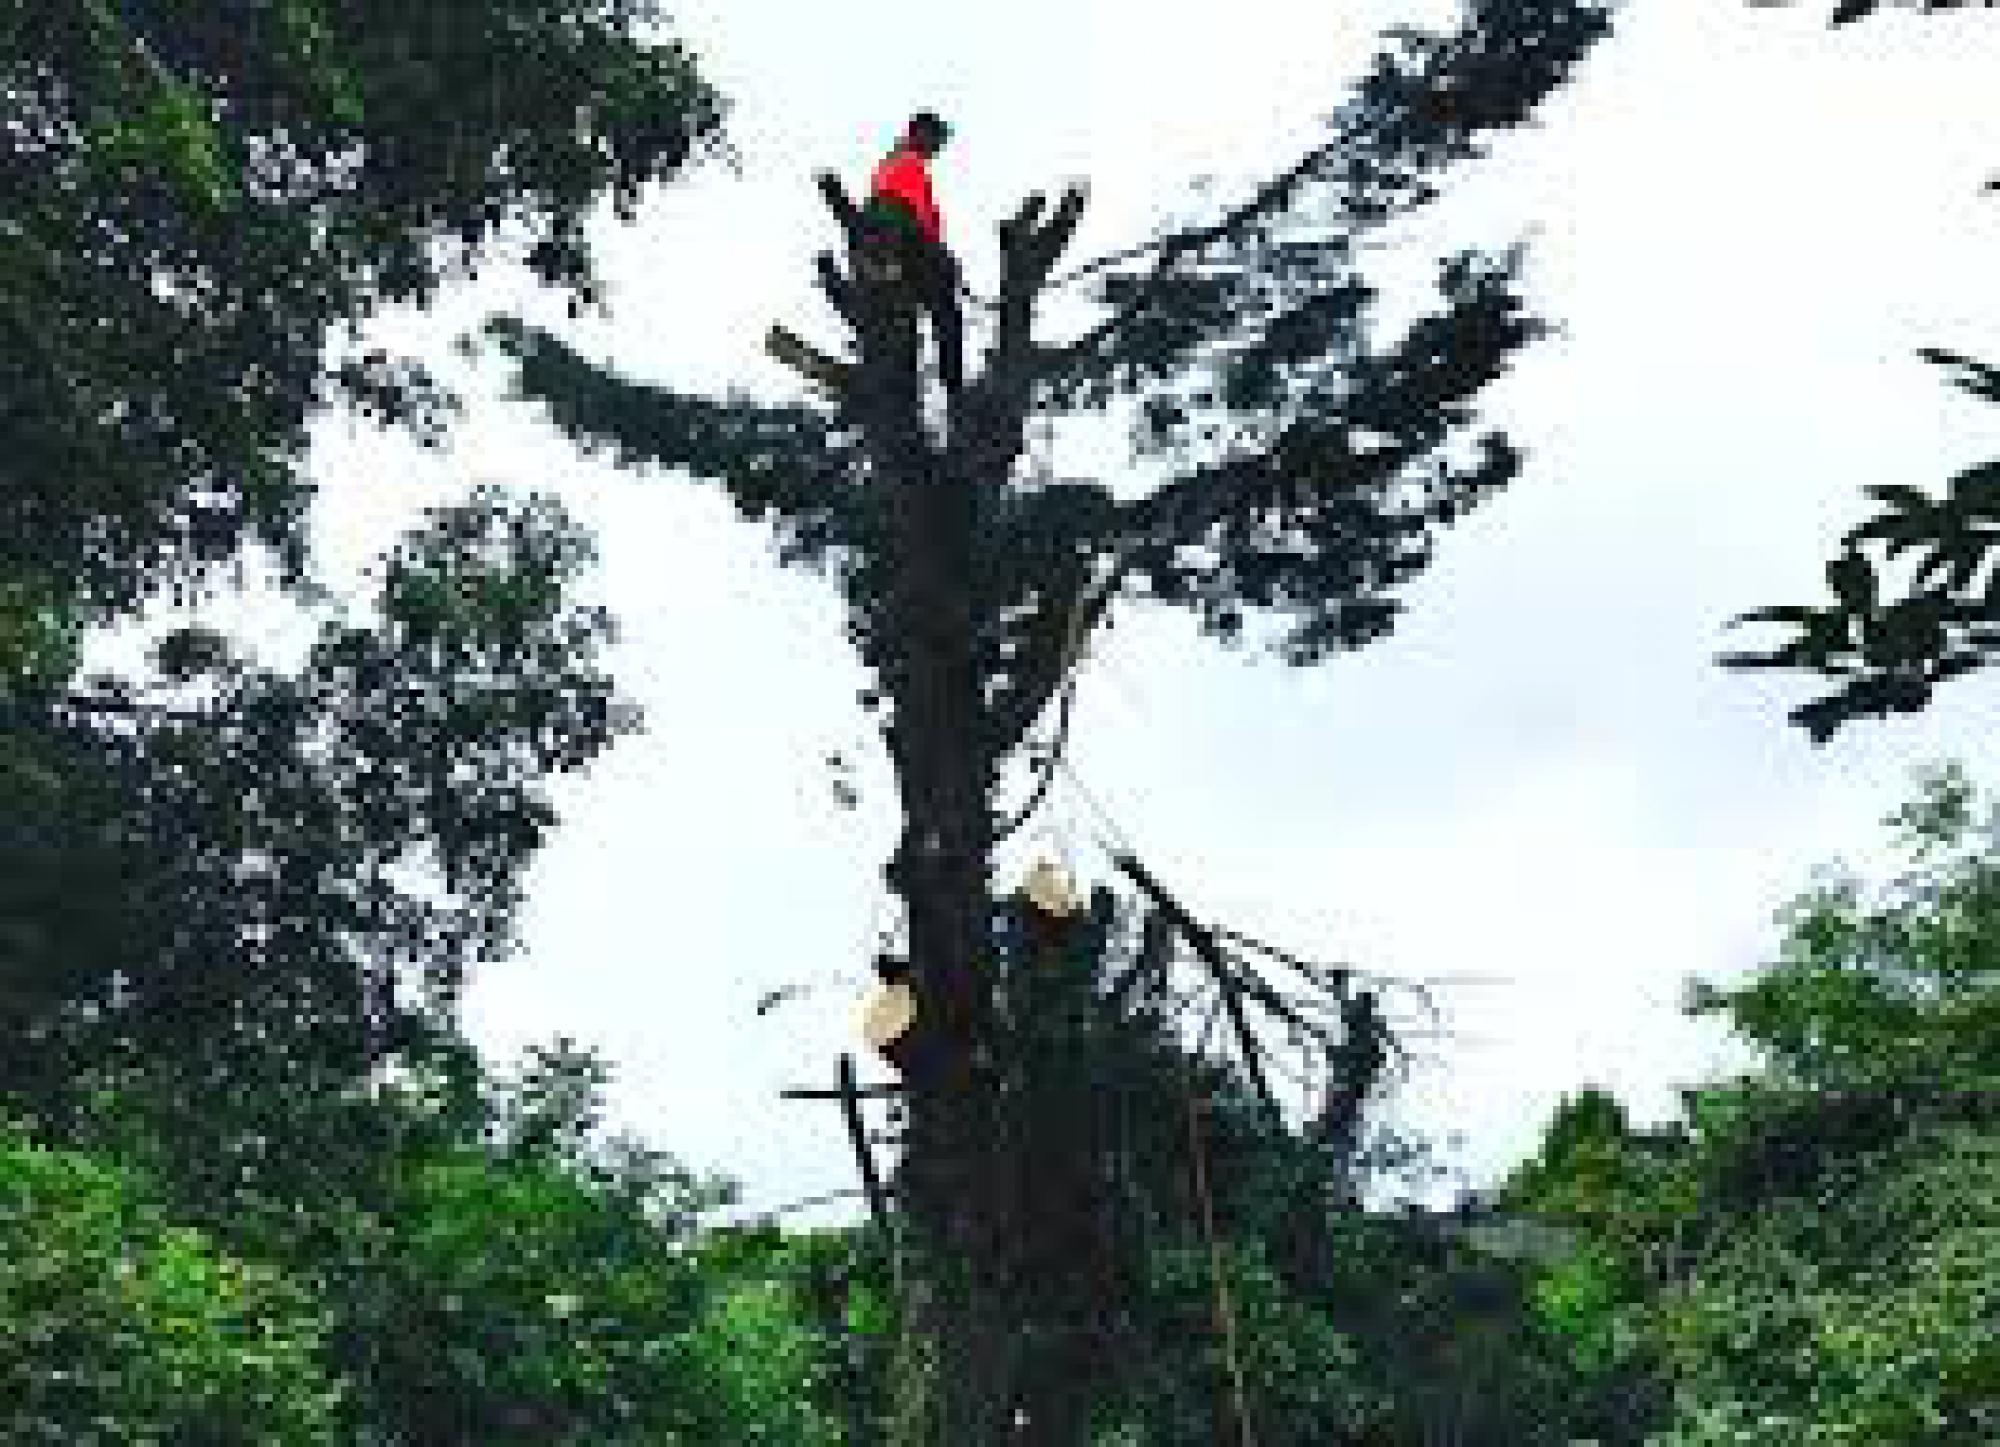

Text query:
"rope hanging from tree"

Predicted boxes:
[[1182, 1071, 1258, 1447]]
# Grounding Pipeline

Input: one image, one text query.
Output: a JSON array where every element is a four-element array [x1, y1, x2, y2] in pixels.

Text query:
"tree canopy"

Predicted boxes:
[[1, 0, 724, 616], [1506, 764, 2000, 1444]]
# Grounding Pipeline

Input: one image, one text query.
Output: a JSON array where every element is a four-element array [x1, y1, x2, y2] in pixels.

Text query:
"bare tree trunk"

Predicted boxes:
[[851, 286, 1017, 1445], [844, 183, 1096, 1446]]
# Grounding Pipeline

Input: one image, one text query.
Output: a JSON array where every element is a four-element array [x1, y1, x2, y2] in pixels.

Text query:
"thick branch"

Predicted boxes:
[[1110, 851, 1280, 1119], [986, 555, 1120, 764], [484, 316, 860, 554], [815, 251, 861, 331], [814, 170, 865, 244], [1041, 0, 1612, 386]]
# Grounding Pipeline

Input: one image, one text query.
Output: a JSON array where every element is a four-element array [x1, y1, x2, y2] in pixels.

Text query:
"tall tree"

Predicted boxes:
[[1, 7, 736, 1435], [0, 0, 722, 1255], [489, 2, 1613, 1438], [0, 489, 633, 1225], [1505, 763, 2000, 1444], [0, 0, 724, 622]]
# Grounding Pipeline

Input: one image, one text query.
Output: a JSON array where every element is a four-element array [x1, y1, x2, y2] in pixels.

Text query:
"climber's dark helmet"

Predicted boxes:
[[907, 111, 951, 155]]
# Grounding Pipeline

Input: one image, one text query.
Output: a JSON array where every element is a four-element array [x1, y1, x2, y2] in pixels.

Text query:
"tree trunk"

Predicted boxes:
[[884, 531, 1026, 1442], [850, 190, 1095, 1445], [849, 279, 1017, 1441]]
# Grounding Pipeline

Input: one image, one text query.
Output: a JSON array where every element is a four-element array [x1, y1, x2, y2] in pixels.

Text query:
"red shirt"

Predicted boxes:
[[870, 146, 943, 244]]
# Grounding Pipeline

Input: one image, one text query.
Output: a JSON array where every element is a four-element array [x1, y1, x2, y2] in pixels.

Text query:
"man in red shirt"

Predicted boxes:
[[861, 111, 963, 396]]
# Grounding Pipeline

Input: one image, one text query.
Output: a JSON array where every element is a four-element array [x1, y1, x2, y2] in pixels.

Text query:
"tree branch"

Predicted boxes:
[[484, 315, 862, 557], [1110, 851, 1280, 1119], [1040, 0, 1612, 390]]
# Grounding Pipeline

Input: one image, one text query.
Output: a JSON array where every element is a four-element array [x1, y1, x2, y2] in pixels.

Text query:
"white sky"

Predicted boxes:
[[271, 0, 2000, 1217]]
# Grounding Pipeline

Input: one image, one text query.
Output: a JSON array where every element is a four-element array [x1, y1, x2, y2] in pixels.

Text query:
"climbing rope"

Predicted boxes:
[[993, 669, 1080, 843], [1181, 1040, 1258, 1447], [993, 540, 1108, 846]]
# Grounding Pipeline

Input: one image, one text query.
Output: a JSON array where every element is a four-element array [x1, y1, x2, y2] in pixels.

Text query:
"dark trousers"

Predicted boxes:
[[860, 201, 964, 394]]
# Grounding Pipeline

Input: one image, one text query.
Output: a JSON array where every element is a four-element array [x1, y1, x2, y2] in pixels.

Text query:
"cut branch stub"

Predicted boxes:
[[814, 169, 864, 243], [1002, 192, 1048, 249], [766, 325, 852, 398], [1029, 184, 1090, 282], [815, 251, 860, 330]]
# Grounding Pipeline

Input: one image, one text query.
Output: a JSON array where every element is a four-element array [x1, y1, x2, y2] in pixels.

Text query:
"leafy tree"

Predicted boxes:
[[1507, 764, 2000, 1443], [1646, 1123, 2000, 1446], [1, 0, 718, 1286], [1724, 4, 2000, 738], [340, 1037, 854, 1445], [1689, 758, 2000, 1104], [357, 1149, 713, 1444], [691, 1259, 851, 1447], [0, 0, 724, 618], [692, 1224, 899, 1446], [489, 2, 1614, 1436], [0, 1123, 343, 1445], [2, 6, 738, 1438], [0, 482, 654, 1435], [1722, 353, 2000, 740], [0, 489, 633, 1240]]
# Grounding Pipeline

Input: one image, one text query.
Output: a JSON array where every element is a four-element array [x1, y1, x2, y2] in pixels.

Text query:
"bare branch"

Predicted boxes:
[[1112, 850, 1280, 1118]]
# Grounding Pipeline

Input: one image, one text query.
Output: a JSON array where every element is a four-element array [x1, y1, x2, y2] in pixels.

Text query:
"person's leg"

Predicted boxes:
[[857, 198, 918, 285], [922, 245, 965, 394]]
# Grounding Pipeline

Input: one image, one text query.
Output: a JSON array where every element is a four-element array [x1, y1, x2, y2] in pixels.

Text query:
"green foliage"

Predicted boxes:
[[693, 1224, 894, 1443], [0, 487, 645, 1439], [1725, 0, 2000, 740], [0, 1125, 341, 1445], [1509, 765, 2000, 1443], [692, 1274, 849, 1446], [1104, 1239, 1371, 1447], [357, 1148, 711, 1444], [0, 491, 631, 1180], [2, 0, 724, 612], [0, 571, 82, 695], [0, 10, 734, 1441], [1648, 1125, 2000, 1445], [1719, 256, 2000, 735], [1691, 760, 2000, 1097], [334, 1051, 847, 1446]]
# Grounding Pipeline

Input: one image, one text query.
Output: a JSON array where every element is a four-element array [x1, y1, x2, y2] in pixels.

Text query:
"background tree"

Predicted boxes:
[[0, 0, 724, 621], [0, 0, 728, 1201], [1723, 3, 2000, 739], [0, 489, 682, 1436], [1506, 763, 2000, 1444], [1, 490, 633, 1218], [0, 1122, 343, 1445], [489, 0, 1613, 1437], [0, 4, 810, 1438]]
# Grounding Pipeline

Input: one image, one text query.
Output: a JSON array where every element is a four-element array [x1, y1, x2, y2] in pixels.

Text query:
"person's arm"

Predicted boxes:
[[913, 161, 943, 244]]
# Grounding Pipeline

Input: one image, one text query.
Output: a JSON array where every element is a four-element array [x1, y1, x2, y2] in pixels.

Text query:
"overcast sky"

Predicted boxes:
[[273, 0, 2000, 1217]]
